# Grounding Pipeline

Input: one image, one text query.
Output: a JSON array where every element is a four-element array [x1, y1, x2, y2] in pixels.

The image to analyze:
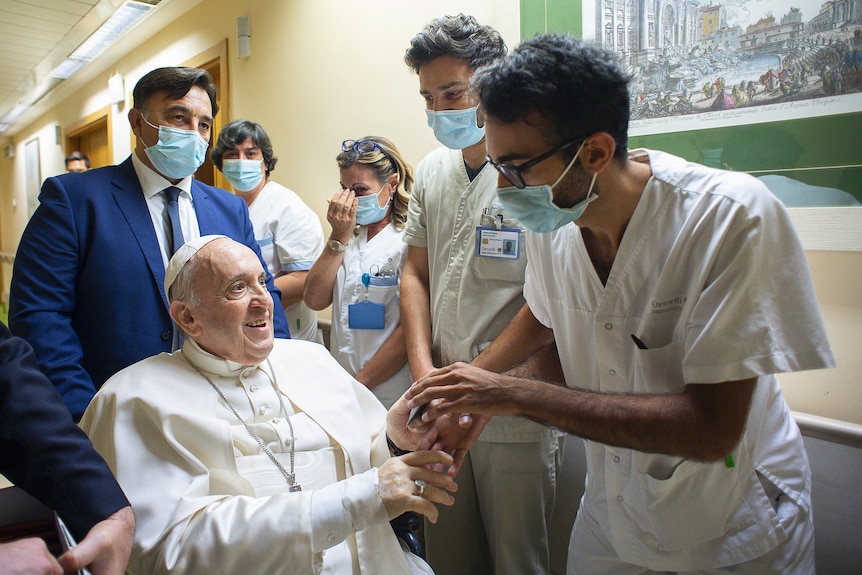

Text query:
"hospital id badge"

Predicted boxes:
[[475, 226, 521, 260], [348, 301, 385, 330]]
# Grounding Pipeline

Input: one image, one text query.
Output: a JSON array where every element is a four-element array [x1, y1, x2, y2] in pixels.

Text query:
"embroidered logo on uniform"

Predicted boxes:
[[651, 295, 686, 313]]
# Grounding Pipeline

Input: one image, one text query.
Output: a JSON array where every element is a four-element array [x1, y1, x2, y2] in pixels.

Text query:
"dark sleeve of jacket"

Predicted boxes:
[[9, 174, 99, 419], [0, 323, 130, 542]]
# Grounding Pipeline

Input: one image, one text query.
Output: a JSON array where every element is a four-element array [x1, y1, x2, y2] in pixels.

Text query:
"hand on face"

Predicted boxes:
[[326, 189, 357, 242], [376, 451, 457, 523]]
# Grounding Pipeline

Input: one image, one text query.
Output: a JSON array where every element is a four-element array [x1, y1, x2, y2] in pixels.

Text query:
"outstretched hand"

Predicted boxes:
[[390, 362, 532, 476], [387, 389, 486, 476], [406, 362, 522, 420]]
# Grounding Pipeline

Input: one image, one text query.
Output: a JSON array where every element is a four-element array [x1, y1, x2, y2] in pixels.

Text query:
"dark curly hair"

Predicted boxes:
[[473, 34, 631, 159], [404, 14, 506, 73]]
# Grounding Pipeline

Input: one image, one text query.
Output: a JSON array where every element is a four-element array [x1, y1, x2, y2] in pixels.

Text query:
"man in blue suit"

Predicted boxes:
[[10, 67, 289, 420]]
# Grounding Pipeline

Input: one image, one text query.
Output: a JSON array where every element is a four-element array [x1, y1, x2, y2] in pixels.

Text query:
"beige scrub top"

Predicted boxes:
[[405, 146, 549, 442]]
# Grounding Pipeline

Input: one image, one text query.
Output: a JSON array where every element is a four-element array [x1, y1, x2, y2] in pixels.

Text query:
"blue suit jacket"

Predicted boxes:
[[10, 157, 289, 419], [0, 322, 130, 541]]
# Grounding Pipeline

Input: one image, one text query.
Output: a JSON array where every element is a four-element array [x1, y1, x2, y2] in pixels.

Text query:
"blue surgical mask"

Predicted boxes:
[[142, 118, 209, 180], [222, 159, 264, 192], [355, 184, 390, 226], [496, 141, 598, 234], [425, 106, 484, 150]]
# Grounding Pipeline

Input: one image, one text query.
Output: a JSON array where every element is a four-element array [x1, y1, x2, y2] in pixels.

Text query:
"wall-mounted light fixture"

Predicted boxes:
[[237, 17, 251, 59], [109, 72, 125, 105]]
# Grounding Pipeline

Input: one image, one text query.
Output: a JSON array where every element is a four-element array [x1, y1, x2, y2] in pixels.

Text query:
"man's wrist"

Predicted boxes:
[[386, 433, 411, 456]]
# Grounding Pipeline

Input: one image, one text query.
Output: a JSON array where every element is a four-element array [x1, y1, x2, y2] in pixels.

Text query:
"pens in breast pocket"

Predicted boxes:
[[631, 334, 648, 350]]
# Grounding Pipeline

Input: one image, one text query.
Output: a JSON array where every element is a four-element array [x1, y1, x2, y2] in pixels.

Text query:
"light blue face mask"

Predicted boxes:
[[142, 118, 209, 180], [496, 141, 598, 234], [222, 159, 264, 192], [425, 106, 485, 150], [355, 184, 390, 225]]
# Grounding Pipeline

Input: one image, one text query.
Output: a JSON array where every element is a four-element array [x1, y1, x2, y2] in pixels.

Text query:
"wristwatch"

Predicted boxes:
[[327, 238, 347, 253]]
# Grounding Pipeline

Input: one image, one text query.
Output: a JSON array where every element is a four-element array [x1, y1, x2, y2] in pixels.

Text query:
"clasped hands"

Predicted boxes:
[[390, 362, 518, 477]]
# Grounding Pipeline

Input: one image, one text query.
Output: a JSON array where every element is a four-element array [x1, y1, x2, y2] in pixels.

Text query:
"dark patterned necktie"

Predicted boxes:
[[163, 186, 185, 256]]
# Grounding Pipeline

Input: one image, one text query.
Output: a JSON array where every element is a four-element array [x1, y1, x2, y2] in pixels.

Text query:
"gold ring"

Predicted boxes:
[[414, 479, 426, 497]]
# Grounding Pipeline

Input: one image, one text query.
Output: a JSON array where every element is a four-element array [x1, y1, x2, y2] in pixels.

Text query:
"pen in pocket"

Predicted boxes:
[[631, 334, 648, 350]]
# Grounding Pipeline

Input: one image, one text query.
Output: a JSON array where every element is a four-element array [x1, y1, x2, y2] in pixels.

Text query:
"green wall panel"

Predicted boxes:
[[521, 0, 581, 39], [630, 113, 862, 202]]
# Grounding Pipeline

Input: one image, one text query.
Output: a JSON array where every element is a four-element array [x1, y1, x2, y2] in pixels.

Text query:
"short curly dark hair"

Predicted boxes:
[[404, 13, 506, 73]]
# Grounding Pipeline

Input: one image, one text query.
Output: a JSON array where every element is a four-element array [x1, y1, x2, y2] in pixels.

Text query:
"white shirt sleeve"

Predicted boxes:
[[311, 468, 389, 552]]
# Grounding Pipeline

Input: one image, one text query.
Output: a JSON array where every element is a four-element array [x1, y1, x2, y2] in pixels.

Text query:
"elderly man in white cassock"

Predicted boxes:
[[81, 235, 456, 575]]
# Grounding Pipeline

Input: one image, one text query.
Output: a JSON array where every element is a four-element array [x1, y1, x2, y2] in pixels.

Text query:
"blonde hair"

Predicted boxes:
[[336, 136, 413, 230]]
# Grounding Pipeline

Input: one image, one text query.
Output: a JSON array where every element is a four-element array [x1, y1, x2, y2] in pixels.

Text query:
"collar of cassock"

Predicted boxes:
[[181, 337, 265, 378]]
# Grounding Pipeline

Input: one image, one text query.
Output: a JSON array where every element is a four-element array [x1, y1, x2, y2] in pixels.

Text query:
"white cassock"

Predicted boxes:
[[82, 338, 432, 575]]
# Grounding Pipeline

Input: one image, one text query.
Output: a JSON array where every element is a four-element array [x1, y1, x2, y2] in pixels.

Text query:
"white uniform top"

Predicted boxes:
[[405, 146, 549, 442], [82, 338, 432, 575], [331, 224, 411, 409], [248, 181, 324, 341], [525, 149, 835, 570]]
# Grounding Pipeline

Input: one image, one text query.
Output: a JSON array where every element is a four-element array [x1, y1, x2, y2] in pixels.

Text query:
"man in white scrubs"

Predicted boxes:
[[82, 235, 457, 575], [401, 14, 562, 575], [407, 35, 834, 574]]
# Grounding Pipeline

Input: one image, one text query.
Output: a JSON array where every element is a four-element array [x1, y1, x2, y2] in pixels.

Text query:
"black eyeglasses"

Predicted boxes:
[[341, 139, 392, 164], [486, 138, 583, 189]]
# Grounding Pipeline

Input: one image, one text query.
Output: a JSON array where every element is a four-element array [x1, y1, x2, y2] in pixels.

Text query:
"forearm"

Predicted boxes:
[[504, 341, 566, 385], [354, 326, 408, 389], [303, 250, 342, 311], [400, 252, 434, 380], [274, 271, 307, 307], [508, 376, 755, 461], [472, 304, 554, 373], [0, 332, 125, 538]]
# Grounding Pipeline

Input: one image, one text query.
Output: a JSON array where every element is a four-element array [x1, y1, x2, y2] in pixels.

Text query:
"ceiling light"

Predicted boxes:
[[0, 104, 31, 132], [49, 2, 156, 80]]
